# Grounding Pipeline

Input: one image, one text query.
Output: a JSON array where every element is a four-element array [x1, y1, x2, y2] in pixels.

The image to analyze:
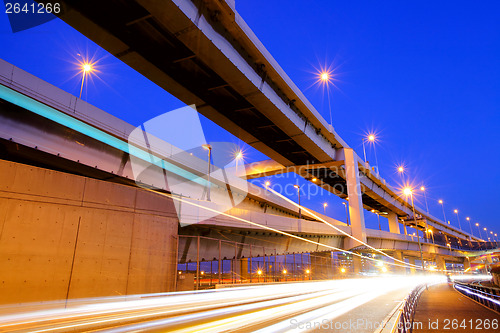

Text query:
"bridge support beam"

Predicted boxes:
[[408, 258, 417, 274], [341, 148, 367, 249], [352, 255, 362, 275], [463, 257, 471, 272], [436, 256, 446, 272], [240, 258, 249, 281], [391, 251, 405, 274], [387, 212, 401, 234]]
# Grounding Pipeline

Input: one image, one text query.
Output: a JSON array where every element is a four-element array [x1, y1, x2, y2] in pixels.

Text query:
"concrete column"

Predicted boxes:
[[436, 256, 446, 272], [240, 258, 249, 281], [387, 212, 401, 234], [352, 256, 362, 275], [463, 257, 471, 272], [341, 148, 367, 249], [408, 257, 417, 274], [392, 251, 405, 274]]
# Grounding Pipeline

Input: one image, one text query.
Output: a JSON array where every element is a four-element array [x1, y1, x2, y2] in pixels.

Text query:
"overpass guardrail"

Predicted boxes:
[[454, 282, 500, 313]]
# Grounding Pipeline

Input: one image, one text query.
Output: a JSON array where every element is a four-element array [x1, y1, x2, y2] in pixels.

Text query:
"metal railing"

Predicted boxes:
[[397, 284, 428, 333], [454, 282, 500, 313]]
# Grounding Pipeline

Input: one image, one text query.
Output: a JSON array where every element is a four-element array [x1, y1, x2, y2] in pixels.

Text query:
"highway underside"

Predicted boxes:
[[0, 276, 442, 333]]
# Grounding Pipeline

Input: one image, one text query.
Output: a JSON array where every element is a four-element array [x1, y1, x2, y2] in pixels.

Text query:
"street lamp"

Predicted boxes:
[[466, 217, 473, 238], [372, 209, 381, 231], [323, 202, 328, 214], [342, 201, 350, 226], [293, 184, 301, 220], [427, 229, 435, 244], [404, 187, 425, 271], [438, 200, 448, 224], [319, 70, 334, 131], [202, 144, 212, 201], [79, 61, 95, 99], [234, 150, 243, 173], [397, 165, 406, 185], [453, 209, 462, 230], [476, 223, 482, 239], [420, 186, 429, 214]]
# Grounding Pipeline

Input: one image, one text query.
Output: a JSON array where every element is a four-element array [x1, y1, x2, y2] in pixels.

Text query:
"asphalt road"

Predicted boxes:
[[0, 276, 444, 333]]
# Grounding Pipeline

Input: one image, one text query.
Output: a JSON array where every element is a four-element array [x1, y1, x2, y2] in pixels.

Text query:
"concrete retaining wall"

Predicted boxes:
[[0, 160, 178, 304]]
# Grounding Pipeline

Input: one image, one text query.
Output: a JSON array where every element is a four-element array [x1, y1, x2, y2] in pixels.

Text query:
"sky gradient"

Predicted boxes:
[[0, 1, 498, 237]]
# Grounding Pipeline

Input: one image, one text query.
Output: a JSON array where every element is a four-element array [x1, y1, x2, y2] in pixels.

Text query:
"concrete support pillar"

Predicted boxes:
[[341, 148, 366, 249], [387, 212, 401, 234], [352, 255, 362, 275], [240, 258, 249, 281], [486, 255, 493, 264], [310, 252, 334, 280], [408, 257, 417, 274], [436, 256, 446, 272], [463, 257, 471, 272], [392, 251, 405, 274]]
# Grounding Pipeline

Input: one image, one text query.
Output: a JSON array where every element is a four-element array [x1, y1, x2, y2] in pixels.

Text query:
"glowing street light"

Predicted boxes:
[[78, 61, 95, 99], [453, 209, 462, 230], [323, 202, 328, 214], [438, 200, 448, 225], [425, 228, 435, 244], [342, 201, 350, 226], [476, 223, 483, 239], [465, 217, 474, 240], [420, 186, 429, 214], [265, 181, 271, 187], [403, 187, 425, 270], [202, 144, 212, 201], [362, 134, 378, 169], [318, 70, 334, 131], [293, 184, 302, 220]]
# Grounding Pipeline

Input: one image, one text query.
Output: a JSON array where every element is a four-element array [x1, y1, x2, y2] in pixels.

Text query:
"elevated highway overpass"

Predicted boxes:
[[0, 57, 496, 294], [50, 0, 480, 248]]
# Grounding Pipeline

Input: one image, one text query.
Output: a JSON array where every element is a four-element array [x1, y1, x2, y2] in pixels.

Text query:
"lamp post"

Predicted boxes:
[[323, 202, 328, 215], [420, 186, 429, 214], [438, 200, 448, 224], [372, 209, 381, 231], [397, 166, 405, 182], [453, 209, 462, 230], [404, 187, 425, 271], [319, 71, 334, 132], [202, 144, 212, 201], [476, 223, 482, 239], [466, 217, 473, 237], [342, 201, 350, 226], [79, 61, 95, 99], [293, 184, 301, 220], [427, 229, 435, 244], [367, 134, 378, 171]]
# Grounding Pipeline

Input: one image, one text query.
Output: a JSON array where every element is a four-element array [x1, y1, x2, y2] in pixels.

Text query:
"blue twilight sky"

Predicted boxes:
[[0, 1, 498, 236]]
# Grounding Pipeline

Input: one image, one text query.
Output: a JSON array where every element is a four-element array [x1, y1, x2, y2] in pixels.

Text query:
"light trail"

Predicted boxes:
[[0, 276, 444, 332], [265, 185, 423, 270], [163, 192, 417, 271]]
